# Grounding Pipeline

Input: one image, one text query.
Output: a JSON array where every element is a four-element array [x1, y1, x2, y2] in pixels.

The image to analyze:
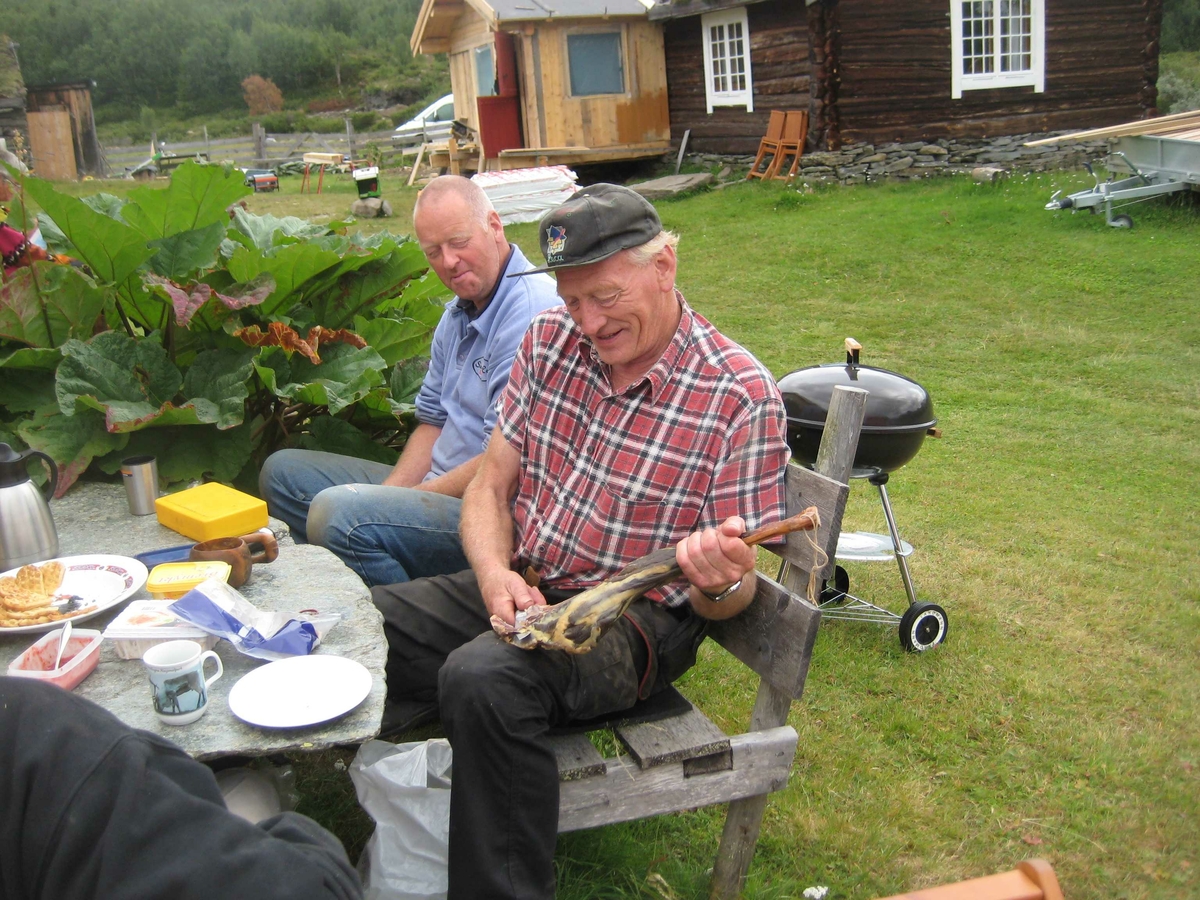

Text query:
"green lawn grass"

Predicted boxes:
[[57, 168, 1200, 898]]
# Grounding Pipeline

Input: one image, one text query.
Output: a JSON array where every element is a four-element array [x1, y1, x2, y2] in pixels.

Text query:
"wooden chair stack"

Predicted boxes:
[[552, 385, 868, 899], [746, 110, 809, 182], [746, 110, 786, 181]]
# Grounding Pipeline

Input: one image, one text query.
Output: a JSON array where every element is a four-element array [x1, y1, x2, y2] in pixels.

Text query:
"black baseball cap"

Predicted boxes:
[[508, 183, 662, 276]]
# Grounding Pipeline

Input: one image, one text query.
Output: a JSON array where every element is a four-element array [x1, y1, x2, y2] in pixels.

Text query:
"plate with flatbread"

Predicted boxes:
[[0, 555, 148, 633]]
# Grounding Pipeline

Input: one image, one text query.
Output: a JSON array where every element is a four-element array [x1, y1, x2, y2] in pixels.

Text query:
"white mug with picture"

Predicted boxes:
[[142, 639, 223, 725]]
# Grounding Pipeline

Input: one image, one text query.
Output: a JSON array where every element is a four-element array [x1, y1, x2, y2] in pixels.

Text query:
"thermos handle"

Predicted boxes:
[[29, 450, 59, 501]]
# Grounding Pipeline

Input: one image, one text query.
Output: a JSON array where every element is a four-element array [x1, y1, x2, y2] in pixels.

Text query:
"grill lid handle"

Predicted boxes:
[[844, 336, 862, 367]]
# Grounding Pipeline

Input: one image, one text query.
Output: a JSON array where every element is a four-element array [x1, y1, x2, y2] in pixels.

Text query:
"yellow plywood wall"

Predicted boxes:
[[518, 19, 669, 151], [27, 109, 76, 181], [448, 10, 494, 134]]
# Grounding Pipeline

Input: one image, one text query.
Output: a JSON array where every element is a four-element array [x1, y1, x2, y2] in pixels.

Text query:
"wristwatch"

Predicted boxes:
[[700, 577, 743, 603]]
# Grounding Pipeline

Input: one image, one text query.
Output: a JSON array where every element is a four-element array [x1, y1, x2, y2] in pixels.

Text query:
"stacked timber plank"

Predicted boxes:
[[1025, 110, 1200, 146]]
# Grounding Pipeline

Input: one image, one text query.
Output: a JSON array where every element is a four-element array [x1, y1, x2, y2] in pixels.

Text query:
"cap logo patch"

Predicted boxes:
[[545, 225, 567, 264]]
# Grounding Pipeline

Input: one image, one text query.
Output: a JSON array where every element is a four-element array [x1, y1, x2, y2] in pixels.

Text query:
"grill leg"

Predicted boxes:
[[869, 473, 920, 608]]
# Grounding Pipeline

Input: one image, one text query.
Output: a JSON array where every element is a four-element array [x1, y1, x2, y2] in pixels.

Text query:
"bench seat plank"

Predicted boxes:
[[551, 732, 607, 782], [615, 701, 730, 770], [558, 726, 797, 833]]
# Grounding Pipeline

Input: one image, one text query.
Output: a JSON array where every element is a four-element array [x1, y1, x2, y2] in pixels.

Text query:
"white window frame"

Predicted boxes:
[[701, 6, 754, 114], [950, 0, 1045, 99]]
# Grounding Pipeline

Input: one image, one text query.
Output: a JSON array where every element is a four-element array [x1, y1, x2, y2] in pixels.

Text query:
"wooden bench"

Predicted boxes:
[[553, 385, 868, 898], [875, 859, 1064, 900]]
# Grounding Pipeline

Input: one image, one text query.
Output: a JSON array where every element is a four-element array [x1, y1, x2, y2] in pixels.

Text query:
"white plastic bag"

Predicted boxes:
[[349, 739, 453, 900]]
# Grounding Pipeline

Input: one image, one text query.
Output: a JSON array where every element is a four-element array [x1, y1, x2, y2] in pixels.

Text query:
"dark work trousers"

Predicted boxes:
[[370, 570, 707, 900]]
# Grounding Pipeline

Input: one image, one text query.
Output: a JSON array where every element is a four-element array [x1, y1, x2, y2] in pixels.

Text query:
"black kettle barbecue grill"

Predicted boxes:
[[777, 338, 948, 651]]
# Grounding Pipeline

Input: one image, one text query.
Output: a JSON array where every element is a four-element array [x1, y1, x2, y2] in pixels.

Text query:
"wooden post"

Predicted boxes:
[[709, 385, 866, 900], [345, 117, 355, 163], [252, 122, 265, 164], [203, 125, 209, 159]]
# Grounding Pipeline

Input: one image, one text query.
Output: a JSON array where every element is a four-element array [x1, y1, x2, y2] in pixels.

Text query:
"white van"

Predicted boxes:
[[391, 94, 456, 148]]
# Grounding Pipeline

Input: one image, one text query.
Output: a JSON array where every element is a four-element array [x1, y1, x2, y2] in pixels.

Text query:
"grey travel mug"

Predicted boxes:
[[120, 455, 159, 516]]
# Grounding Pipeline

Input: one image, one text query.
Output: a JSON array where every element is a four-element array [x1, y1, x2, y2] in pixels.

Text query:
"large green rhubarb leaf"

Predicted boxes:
[[356, 316, 437, 367], [18, 408, 129, 497], [21, 179, 154, 286], [0, 263, 107, 348], [0, 345, 62, 371], [123, 161, 250, 240], [56, 331, 187, 430], [146, 220, 228, 279], [227, 241, 342, 318], [267, 342, 386, 414], [179, 347, 255, 429], [313, 243, 431, 329], [229, 207, 334, 250]]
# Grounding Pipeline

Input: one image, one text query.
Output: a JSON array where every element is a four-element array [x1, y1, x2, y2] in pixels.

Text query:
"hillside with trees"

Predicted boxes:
[[0, 0, 448, 140]]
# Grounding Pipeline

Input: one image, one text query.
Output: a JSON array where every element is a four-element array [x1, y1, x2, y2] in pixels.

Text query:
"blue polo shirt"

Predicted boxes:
[[415, 244, 560, 478]]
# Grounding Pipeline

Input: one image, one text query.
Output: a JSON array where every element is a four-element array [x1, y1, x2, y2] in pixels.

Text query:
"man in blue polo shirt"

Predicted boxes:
[[260, 176, 560, 586]]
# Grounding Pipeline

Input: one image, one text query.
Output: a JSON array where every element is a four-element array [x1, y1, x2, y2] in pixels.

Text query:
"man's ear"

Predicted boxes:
[[653, 244, 677, 292]]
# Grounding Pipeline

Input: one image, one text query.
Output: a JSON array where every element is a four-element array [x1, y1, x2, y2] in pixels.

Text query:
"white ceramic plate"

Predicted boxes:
[[228, 655, 373, 729], [835, 531, 914, 562], [0, 555, 149, 634]]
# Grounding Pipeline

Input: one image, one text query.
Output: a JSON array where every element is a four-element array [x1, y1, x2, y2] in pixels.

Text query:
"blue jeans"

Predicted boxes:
[[258, 449, 469, 587]]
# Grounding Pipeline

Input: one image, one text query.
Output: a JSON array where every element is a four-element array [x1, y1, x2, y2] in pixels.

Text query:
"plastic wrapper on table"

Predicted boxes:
[[350, 738, 452, 900], [167, 578, 342, 661]]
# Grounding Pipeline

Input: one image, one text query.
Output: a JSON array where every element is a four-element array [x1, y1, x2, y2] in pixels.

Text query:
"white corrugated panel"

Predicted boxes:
[[472, 166, 579, 225]]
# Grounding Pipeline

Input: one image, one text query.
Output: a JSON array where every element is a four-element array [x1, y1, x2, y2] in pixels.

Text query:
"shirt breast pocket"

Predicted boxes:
[[597, 473, 704, 542]]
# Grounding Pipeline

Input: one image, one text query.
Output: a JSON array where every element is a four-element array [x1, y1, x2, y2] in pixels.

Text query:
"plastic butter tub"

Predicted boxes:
[[102, 600, 219, 659], [147, 561, 232, 599], [155, 482, 268, 542]]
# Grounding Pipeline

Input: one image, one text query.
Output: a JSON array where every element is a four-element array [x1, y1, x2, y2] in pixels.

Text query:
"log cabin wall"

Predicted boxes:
[[835, 0, 1164, 146], [661, 1, 812, 155]]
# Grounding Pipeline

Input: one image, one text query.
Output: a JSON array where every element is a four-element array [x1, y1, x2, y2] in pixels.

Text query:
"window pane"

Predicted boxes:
[[474, 45, 496, 98], [998, 0, 1032, 73], [962, 0, 995, 75], [710, 24, 728, 93], [568, 32, 624, 96]]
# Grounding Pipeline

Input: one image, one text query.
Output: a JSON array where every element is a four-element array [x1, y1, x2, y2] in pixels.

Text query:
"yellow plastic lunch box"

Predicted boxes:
[[154, 482, 268, 542]]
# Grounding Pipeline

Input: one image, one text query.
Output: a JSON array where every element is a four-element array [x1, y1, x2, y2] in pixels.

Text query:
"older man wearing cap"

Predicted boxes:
[[371, 183, 790, 899], [259, 176, 560, 587]]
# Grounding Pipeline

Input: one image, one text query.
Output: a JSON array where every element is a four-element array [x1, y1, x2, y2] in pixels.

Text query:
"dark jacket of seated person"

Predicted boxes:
[[0, 677, 362, 900]]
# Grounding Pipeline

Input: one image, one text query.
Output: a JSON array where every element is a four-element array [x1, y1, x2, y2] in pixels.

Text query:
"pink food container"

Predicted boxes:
[[6, 628, 102, 690]]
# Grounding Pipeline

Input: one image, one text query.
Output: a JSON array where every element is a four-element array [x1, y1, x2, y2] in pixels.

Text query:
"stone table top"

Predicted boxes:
[[0, 483, 386, 761]]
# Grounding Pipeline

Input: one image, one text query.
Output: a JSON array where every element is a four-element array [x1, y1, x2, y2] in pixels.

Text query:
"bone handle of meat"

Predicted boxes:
[[738, 507, 820, 548]]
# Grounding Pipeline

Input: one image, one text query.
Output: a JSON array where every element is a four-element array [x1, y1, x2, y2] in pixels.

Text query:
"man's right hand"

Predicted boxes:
[[478, 568, 546, 625]]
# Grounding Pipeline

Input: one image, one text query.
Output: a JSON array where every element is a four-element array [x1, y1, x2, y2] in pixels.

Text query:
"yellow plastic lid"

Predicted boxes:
[[154, 482, 268, 542], [147, 561, 232, 598]]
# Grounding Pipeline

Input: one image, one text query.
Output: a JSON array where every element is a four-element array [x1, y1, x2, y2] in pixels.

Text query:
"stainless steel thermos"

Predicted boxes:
[[0, 443, 60, 570]]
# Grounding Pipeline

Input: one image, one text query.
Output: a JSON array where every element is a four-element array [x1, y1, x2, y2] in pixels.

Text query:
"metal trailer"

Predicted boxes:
[[1045, 132, 1200, 228]]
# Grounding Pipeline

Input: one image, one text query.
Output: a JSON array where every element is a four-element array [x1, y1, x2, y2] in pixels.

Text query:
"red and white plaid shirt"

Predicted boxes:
[[497, 293, 790, 607]]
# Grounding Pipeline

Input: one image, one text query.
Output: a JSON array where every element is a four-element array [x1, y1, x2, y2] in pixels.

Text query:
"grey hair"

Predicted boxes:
[[625, 230, 681, 266], [413, 175, 496, 228]]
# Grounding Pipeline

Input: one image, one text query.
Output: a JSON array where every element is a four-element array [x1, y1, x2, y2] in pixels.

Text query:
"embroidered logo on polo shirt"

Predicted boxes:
[[472, 358, 489, 380], [545, 225, 566, 264]]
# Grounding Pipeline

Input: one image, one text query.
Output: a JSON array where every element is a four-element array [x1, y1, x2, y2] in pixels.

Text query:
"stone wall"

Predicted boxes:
[[689, 132, 1114, 186]]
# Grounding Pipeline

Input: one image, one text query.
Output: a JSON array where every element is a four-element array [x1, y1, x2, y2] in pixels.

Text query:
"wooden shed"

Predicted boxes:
[[651, 0, 1163, 154], [25, 82, 105, 179], [411, 0, 672, 168]]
